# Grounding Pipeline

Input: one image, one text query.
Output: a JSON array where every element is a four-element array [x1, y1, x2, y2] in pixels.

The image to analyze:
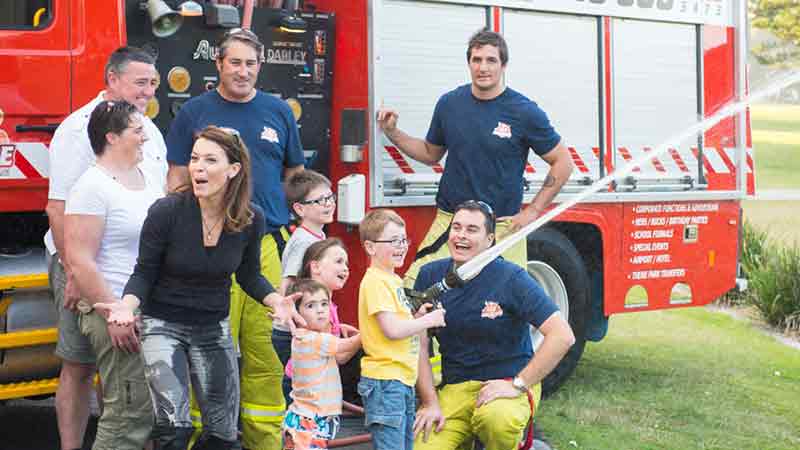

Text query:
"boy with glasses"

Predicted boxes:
[[273, 170, 336, 400], [357, 209, 446, 450]]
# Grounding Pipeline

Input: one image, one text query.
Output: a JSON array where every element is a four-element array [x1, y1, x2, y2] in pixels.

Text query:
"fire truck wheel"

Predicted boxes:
[[527, 227, 590, 397]]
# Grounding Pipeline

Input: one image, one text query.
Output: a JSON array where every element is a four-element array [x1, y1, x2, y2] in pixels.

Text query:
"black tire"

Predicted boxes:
[[527, 227, 590, 397]]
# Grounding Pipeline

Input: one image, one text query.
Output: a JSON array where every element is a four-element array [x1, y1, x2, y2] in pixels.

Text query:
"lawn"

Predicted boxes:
[[742, 200, 800, 245], [537, 308, 800, 450], [750, 104, 800, 189]]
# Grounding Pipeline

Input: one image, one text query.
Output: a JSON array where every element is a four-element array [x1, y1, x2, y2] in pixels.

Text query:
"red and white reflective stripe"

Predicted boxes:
[[384, 146, 414, 174], [668, 148, 689, 172], [617, 147, 640, 172], [0, 142, 48, 179], [642, 147, 666, 173], [723, 147, 754, 173], [382, 145, 754, 178], [568, 147, 590, 174]]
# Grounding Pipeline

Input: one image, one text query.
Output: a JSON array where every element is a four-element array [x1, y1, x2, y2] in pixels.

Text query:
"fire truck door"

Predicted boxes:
[[0, 0, 70, 147]]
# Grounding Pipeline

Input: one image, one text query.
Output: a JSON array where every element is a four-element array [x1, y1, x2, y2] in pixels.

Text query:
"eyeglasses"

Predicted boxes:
[[300, 192, 336, 206], [369, 237, 410, 248]]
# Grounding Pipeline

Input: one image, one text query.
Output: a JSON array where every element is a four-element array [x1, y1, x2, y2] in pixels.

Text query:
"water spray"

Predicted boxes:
[[407, 71, 800, 306]]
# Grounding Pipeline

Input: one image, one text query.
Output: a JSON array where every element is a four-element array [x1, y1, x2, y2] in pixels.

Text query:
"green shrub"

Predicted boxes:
[[746, 224, 800, 333], [718, 220, 770, 306]]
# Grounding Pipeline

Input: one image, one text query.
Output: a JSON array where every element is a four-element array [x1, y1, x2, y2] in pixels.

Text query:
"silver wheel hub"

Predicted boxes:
[[527, 260, 569, 351]]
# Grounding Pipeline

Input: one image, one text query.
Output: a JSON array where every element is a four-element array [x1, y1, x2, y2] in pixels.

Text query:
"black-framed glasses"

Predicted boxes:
[[300, 192, 336, 206], [369, 237, 410, 248]]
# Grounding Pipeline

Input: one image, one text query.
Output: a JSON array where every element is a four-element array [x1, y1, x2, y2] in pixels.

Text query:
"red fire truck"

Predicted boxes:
[[0, 0, 752, 401]]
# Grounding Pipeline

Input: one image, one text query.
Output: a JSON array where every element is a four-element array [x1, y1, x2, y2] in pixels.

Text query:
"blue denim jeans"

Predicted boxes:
[[358, 377, 415, 450], [140, 315, 239, 450]]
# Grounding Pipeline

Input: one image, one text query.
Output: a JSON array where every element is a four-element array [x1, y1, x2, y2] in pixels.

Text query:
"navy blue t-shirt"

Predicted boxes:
[[414, 257, 559, 385], [166, 90, 305, 232], [426, 85, 561, 217]]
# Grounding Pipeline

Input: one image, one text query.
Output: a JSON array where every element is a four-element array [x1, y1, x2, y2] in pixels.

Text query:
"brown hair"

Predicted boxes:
[[217, 28, 265, 63], [466, 29, 509, 66], [299, 237, 346, 279], [193, 126, 254, 233], [286, 278, 331, 307], [359, 209, 405, 243], [284, 170, 332, 213]]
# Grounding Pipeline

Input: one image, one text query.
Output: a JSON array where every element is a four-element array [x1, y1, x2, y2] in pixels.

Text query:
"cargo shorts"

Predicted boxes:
[[47, 252, 95, 365], [79, 307, 153, 450]]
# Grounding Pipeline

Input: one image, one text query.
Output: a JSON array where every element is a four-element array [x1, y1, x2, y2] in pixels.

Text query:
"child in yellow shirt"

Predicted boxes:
[[357, 209, 446, 450]]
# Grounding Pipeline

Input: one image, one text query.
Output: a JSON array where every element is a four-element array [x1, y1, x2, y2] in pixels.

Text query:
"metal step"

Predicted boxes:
[[0, 328, 57, 350], [0, 377, 58, 400]]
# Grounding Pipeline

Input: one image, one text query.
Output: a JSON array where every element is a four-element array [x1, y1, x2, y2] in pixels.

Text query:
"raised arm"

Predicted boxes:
[[376, 108, 446, 166], [334, 334, 361, 365]]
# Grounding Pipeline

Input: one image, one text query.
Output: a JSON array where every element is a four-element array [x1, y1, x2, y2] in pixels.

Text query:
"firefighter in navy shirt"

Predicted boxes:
[[376, 30, 575, 287], [412, 200, 575, 450]]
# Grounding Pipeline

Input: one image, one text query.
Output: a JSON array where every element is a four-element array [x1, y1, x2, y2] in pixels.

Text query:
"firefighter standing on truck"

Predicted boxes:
[[376, 29, 574, 280], [165, 29, 305, 450]]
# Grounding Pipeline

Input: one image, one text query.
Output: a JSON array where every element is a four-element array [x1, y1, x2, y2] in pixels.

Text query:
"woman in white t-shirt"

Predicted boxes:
[[64, 100, 164, 450]]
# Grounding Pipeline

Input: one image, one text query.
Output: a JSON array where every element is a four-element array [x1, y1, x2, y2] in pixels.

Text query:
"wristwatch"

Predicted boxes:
[[512, 376, 528, 393]]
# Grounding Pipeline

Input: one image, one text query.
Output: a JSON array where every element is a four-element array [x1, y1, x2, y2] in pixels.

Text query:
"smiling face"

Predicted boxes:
[[189, 138, 241, 202], [107, 114, 147, 163], [106, 61, 159, 113], [366, 222, 409, 272], [298, 289, 332, 333], [310, 245, 349, 291], [448, 209, 495, 265], [468, 44, 505, 98], [216, 40, 261, 101], [295, 185, 336, 226]]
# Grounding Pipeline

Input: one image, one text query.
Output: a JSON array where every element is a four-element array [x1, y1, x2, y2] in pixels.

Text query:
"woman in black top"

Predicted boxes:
[[100, 126, 302, 450]]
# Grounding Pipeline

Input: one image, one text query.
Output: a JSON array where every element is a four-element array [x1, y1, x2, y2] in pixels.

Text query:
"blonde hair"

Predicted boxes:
[[359, 209, 405, 243]]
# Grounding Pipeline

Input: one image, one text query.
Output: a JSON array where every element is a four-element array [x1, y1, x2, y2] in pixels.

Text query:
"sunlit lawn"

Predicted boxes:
[[751, 104, 800, 189], [537, 308, 800, 450]]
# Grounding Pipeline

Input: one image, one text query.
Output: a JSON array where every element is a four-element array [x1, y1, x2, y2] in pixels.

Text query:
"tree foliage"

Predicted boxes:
[[750, 0, 800, 66]]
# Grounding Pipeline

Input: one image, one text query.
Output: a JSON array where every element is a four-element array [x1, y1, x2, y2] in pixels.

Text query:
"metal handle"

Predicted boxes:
[[15, 124, 59, 133]]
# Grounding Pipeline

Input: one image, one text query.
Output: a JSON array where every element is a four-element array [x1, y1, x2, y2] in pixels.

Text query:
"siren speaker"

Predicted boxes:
[[147, 0, 183, 38]]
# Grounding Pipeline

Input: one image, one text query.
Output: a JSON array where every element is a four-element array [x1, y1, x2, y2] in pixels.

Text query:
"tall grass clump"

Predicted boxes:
[[718, 220, 769, 306], [742, 220, 800, 333]]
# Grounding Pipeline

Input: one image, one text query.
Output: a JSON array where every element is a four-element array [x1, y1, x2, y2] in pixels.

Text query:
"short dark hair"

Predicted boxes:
[[284, 170, 332, 212], [87, 101, 138, 156], [104, 46, 156, 85], [286, 278, 330, 308], [453, 200, 496, 235], [466, 29, 508, 66], [218, 28, 265, 63]]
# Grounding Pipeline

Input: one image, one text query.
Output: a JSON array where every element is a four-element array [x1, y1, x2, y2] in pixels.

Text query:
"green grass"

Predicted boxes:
[[537, 308, 800, 450], [742, 200, 800, 245], [750, 104, 800, 189]]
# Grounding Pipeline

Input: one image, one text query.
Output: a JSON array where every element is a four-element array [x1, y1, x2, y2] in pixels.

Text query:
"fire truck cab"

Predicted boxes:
[[1, 0, 753, 401]]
